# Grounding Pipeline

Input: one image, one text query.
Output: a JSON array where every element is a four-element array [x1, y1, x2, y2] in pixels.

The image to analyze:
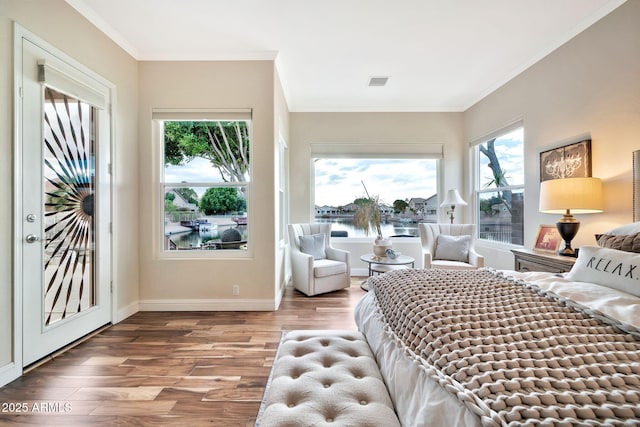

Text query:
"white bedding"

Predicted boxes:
[[354, 269, 640, 427]]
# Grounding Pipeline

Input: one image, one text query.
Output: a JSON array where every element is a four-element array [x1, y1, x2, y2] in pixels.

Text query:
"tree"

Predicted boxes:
[[393, 199, 409, 214], [200, 187, 241, 215], [479, 138, 512, 214], [164, 121, 250, 184], [352, 182, 383, 237], [164, 192, 178, 214]]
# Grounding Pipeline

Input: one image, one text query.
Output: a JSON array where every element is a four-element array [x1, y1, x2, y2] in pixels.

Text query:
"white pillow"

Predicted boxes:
[[602, 222, 640, 236], [299, 233, 326, 260], [565, 245, 640, 297], [434, 234, 470, 262]]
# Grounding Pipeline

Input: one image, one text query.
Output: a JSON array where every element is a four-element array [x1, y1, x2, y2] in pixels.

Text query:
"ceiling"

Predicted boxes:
[[66, 0, 626, 112]]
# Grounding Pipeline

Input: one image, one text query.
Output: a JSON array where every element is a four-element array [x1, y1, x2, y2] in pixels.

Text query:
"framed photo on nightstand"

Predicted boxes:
[[534, 224, 562, 253]]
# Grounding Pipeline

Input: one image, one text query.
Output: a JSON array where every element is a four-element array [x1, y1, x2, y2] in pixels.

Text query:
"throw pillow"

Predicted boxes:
[[299, 233, 326, 260], [600, 221, 640, 236], [565, 245, 640, 297], [434, 234, 470, 262], [596, 232, 640, 253]]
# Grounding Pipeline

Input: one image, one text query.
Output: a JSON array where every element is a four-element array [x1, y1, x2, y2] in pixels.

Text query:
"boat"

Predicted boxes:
[[180, 218, 211, 230], [232, 216, 247, 226]]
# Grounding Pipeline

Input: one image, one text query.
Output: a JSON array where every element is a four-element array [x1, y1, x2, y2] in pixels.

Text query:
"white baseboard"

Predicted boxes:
[[275, 278, 288, 310], [0, 362, 20, 388], [116, 302, 139, 323], [138, 298, 276, 311]]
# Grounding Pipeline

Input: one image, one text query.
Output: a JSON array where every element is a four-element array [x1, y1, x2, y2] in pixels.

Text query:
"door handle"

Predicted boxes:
[[25, 234, 40, 243]]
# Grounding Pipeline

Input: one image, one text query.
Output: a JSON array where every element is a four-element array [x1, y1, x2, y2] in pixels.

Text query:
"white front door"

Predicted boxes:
[[19, 36, 112, 366]]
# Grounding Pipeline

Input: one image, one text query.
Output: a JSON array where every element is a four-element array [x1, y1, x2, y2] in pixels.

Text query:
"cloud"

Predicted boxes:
[[314, 158, 438, 206], [479, 132, 524, 185], [165, 157, 223, 183]]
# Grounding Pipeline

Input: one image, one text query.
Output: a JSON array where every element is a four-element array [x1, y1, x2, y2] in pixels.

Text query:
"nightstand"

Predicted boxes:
[[511, 248, 576, 273]]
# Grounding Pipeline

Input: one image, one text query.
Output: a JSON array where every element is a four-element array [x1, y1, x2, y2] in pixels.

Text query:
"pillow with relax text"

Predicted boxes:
[[565, 245, 640, 297], [299, 233, 326, 260], [434, 234, 470, 262]]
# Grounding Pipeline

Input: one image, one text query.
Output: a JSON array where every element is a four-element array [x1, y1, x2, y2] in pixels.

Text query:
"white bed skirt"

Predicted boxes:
[[355, 291, 482, 427]]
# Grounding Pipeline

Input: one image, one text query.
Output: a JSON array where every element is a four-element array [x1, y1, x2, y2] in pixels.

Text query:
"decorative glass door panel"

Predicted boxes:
[[43, 87, 96, 326], [21, 36, 111, 367]]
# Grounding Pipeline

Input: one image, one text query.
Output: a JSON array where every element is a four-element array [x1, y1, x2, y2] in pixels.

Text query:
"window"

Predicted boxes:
[[314, 158, 439, 238], [278, 138, 289, 245], [474, 126, 524, 245], [156, 114, 251, 253]]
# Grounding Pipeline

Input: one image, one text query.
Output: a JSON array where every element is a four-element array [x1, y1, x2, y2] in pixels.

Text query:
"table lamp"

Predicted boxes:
[[539, 177, 603, 256], [440, 189, 467, 224]]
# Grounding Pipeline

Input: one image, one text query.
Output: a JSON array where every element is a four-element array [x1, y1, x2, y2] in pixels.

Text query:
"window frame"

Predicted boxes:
[[277, 135, 289, 248], [471, 122, 525, 247], [310, 142, 444, 240], [152, 110, 253, 259]]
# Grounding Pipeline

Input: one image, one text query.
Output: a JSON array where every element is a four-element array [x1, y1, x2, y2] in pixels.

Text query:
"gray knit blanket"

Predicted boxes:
[[369, 268, 640, 427]]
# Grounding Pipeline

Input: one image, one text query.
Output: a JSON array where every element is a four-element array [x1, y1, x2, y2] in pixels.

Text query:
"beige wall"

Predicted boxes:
[[464, 0, 640, 269], [289, 112, 465, 223], [2, 0, 637, 384], [137, 61, 278, 306], [288, 112, 465, 274], [0, 0, 139, 381]]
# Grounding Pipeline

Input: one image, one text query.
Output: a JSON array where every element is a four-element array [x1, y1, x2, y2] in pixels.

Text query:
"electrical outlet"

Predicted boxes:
[[232, 285, 240, 296]]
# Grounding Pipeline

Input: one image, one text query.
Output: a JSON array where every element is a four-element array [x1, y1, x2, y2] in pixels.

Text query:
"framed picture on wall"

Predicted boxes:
[[534, 224, 562, 253], [540, 139, 592, 182]]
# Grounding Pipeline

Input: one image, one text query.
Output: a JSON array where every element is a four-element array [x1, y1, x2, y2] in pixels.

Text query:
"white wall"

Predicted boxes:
[[274, 67, 291, 305], [0, 0, 139, 383], [464, 0, 640, 269]]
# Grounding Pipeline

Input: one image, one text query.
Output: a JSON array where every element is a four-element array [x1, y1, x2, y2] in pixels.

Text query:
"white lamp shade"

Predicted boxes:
[[539, 177, 604, 214], [440, 189, 467, 207]]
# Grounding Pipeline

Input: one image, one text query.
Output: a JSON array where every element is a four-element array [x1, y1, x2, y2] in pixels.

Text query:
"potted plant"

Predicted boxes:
[[353, 181, 392, 256]]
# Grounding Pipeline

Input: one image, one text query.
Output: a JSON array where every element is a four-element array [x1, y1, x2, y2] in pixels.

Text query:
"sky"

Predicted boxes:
[[315, 128, 523, 207], [478, 128, 525, 188], [163, 126, 524, 205], [165, 157, 228, 197], [165, 157, 223, 184], [314, 158, 439, 207]]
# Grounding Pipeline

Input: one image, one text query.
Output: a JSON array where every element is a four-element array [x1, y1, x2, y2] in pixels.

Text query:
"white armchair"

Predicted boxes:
[[419, 223, 484, 270], [288, 223, 351, 296]]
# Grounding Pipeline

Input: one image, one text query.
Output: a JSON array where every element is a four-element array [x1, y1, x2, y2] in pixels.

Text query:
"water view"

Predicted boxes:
[[315, 218, 424, 238], [165, 216, 248, 250]]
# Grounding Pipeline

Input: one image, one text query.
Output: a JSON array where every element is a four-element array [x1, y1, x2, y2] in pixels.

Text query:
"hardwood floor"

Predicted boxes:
[[0, 280, 367, 426]]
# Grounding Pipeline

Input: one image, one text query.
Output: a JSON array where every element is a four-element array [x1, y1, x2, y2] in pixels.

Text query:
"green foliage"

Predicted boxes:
[[483, 168, 510, 189], [165, 192, 175, 202], [164, 122, 209, 166], [46, 186, 73, 212], [200, 187, 244, 215], [164, 121, 250, 183], [479, 196, 504, 214], [165, 199, 178, 213], [235, 196, 247, 213], [393, 199, 409, 214], [352, 181, 383, 237]]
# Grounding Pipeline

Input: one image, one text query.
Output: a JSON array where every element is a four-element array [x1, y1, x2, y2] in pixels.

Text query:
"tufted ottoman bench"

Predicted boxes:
[[256, 330, 401, 426]]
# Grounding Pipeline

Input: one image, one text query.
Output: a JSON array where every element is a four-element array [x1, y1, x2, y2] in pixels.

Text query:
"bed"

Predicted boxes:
[[355, 225, 640, 427]]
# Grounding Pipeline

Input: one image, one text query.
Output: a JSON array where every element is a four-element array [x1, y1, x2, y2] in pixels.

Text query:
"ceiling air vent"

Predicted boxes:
[[368, 76, 389, 87]]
